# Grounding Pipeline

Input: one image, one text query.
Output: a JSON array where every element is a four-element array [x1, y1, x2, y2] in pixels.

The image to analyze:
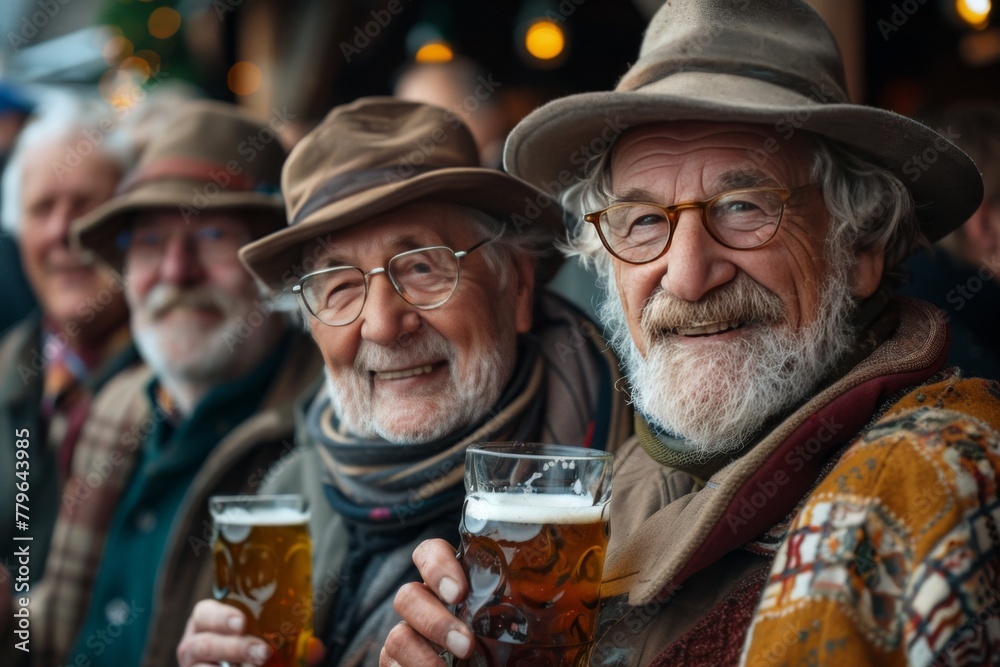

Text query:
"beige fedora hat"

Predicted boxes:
[[239, 97, 565, 291], [74, 99, 286, 271], [504, 0, 983, 243]]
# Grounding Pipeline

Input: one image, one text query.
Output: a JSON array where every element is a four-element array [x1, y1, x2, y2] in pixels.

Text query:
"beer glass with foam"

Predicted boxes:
[[209, 494, 313, 667], [456, 443, 613, 666]]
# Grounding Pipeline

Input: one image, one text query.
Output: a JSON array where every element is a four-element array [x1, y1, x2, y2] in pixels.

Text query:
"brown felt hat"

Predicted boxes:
[[239, 97, 565, 291], [504, 0, 984, 244], [73, 99, 286, 271]]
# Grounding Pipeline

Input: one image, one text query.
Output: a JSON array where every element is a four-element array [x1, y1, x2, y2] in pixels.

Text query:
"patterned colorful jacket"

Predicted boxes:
[[591, 298, 1000, 666]]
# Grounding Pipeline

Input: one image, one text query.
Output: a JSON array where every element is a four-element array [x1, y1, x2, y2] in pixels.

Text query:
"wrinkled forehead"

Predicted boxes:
[[608, 120, 817, 194], [310, 201, 484, 266], [21, 135, 121, 191]]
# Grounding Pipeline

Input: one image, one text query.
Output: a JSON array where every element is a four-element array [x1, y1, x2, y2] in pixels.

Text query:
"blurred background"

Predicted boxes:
[[2, 0, 998, 140], [1, 0, 999, 329]]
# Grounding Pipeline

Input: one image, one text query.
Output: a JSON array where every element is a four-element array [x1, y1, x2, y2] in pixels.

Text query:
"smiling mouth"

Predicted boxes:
[[373, 363, 438, 381], [673, 319, 744, 337]]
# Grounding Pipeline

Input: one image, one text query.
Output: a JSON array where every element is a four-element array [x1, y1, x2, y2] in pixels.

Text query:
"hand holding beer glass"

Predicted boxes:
[[455, 443, 612, 666], [209, 495, 313, 667]]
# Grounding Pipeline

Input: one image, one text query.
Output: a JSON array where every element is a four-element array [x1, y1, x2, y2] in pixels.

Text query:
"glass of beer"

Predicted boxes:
[[455, 443, 613, 666], [209, 494, 313, 667]]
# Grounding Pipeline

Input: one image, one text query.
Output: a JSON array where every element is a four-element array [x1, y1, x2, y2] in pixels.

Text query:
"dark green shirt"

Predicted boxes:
[[67, 344, 285, 666]]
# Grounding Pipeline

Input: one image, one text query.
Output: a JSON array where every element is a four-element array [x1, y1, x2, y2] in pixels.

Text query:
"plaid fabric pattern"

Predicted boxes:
[[21, 332, 323, 667], [29, 364, 154, 666], [744, 377, 1000, 667]]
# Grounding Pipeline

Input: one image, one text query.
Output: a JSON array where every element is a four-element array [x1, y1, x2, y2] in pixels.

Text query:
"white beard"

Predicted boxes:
[[131, 283, 280, 387], [324, 323, 518, 445], [601, 239, 857, 459]]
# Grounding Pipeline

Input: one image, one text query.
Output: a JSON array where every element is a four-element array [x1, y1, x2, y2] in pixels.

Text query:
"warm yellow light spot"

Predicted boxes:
[[148, 7, 182, 39], [119, 56, 152, 80], [525, 20, 565, 60], [102, 35, 133, 66], [957, 0, 992, 28], [227, 61, 263, 96], [415, 42, 453, 63], [135, 49, 161, 73], [99, 69, 142, 109]]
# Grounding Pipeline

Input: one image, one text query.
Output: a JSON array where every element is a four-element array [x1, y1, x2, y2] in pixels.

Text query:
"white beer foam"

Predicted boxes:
[[465, 492, 605, 525], [213, 506, 308, 526]]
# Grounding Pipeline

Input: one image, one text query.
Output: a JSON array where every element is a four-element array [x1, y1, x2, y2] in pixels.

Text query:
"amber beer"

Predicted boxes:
[[456, 444, 612, 667], [210, 495, 313, 667]]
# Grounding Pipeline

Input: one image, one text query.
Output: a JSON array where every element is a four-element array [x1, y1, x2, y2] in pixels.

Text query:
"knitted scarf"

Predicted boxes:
[[309, 290, 633, 666], [309, 336, 545, 528]]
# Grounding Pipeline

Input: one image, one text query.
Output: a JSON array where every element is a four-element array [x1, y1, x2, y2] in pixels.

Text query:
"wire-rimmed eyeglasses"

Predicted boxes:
[[583, 185, 818, 265], [292, 237, 495, 326]]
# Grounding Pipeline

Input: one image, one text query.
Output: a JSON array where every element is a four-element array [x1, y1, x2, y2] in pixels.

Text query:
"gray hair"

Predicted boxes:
[[1, 94, 137, 238], [461, 205, 557, 291], [559, 133, 922, 286]]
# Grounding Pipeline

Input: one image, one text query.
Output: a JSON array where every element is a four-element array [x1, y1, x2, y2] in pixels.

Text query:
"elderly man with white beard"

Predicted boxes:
[[175, 97, 632, 667], [384, 2, 1000, 666], [15, 100, 323, 667]]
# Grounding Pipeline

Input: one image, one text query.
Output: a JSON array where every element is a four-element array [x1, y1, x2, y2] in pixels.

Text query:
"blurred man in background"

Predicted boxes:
[[901, 104, 1000, 378], [7, 100, 322, 667], [0, 97, 138, 598], [0, 82, 38, 335]]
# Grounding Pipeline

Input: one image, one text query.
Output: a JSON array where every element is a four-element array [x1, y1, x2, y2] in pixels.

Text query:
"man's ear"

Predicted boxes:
[[852, 246, 885, 298], [513, 254, 535, 333]]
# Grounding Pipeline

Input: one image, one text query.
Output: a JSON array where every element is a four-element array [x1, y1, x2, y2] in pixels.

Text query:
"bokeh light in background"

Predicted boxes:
[[98, 67, 149, 108], [148, 7, 182, 40], [120, 55, 152, 79], [136, 50, 162, 74], [102, 33, 133, 67], [227, 61, 263, 96], [98, 26, 161, 109], [524, 19, 565, 61], [415, 41, 454, 63], [956, 0, 993, 28]]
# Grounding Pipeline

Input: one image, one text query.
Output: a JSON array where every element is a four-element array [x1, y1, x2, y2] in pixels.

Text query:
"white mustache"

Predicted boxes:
[[143, 284, 234, 320], [641, 274, 785, 337], [354, 330, 454, 374], [47, 249, 97, 271]]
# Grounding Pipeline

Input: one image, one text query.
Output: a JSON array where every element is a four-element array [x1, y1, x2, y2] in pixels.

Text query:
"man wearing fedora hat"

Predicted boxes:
[[385, 1, 1000, 666], [176, 97, 632, 667], [12, 100, 322, 667]]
